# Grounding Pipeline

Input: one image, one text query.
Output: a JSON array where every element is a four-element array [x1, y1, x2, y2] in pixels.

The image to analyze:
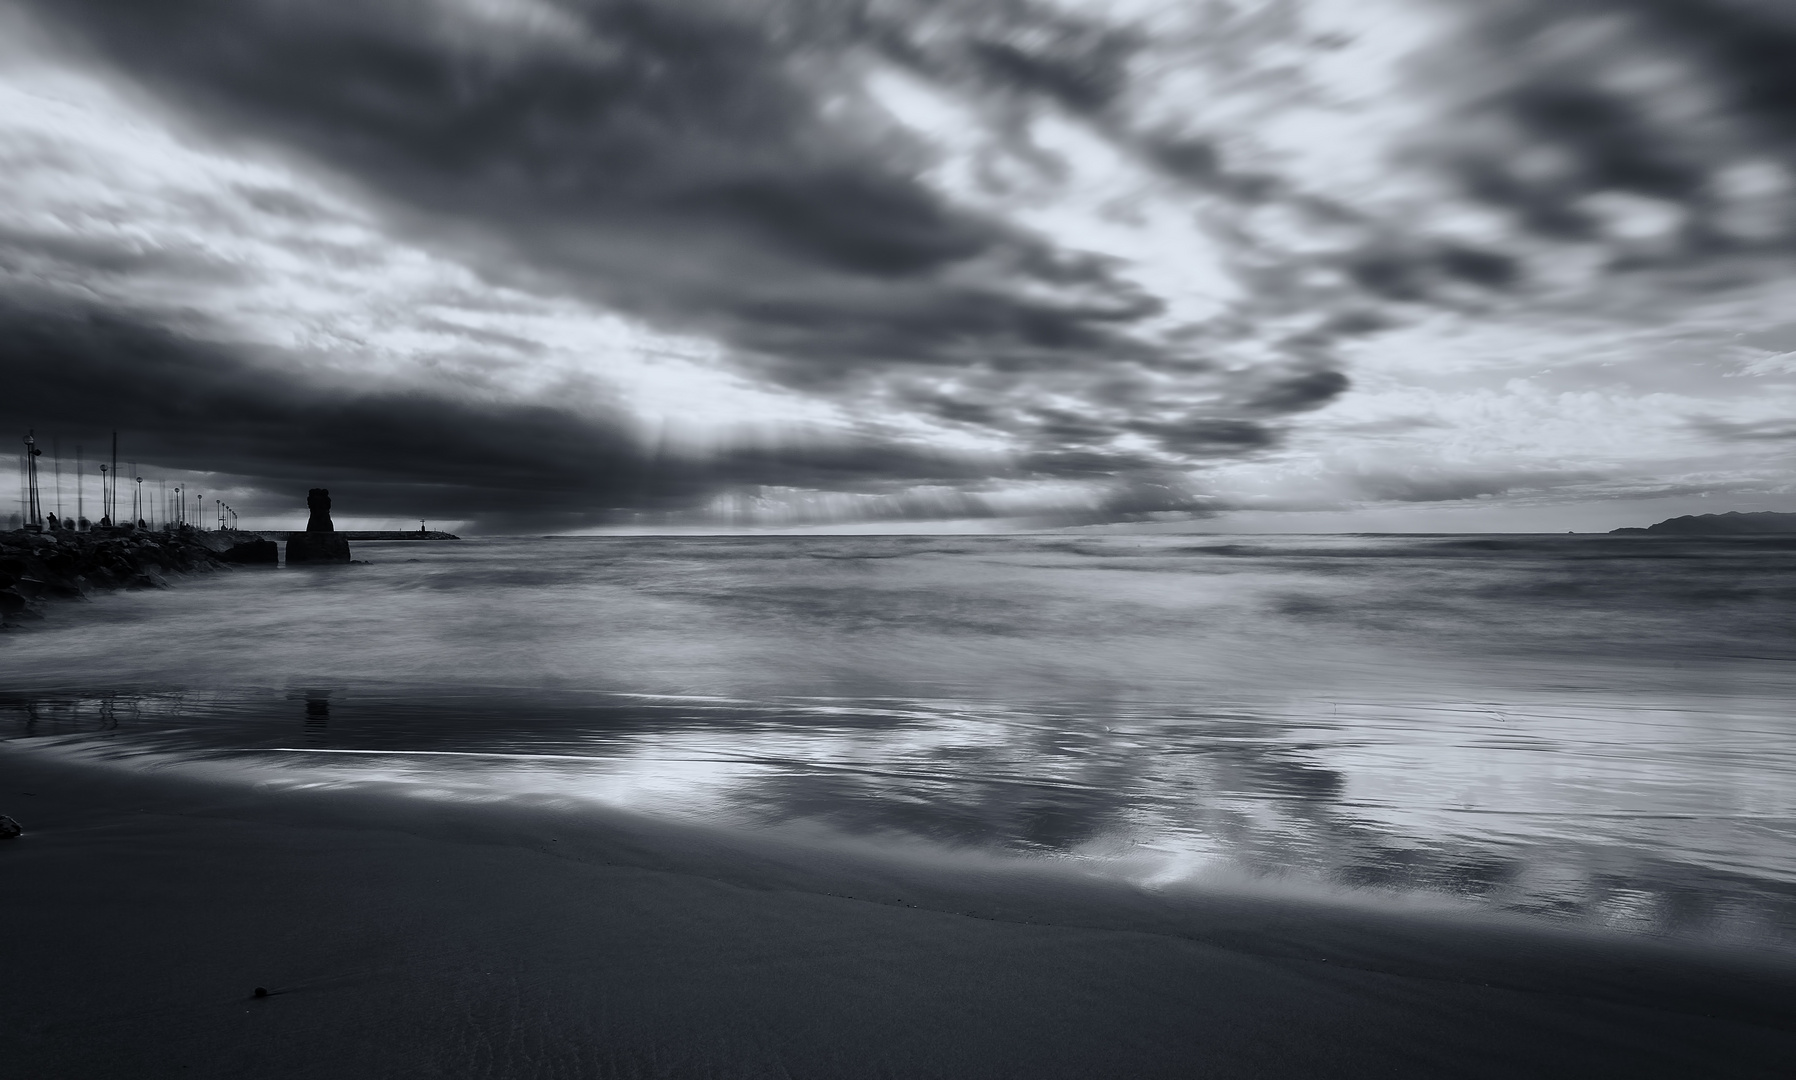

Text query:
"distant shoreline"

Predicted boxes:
[[1611, 511, 1796, 536]]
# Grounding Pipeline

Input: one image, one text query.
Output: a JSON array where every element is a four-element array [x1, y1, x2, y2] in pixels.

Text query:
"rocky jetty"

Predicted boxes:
[[1611, 511, 1796, 535], [0, 526, 244, 626], [220, 537, 279, 564]]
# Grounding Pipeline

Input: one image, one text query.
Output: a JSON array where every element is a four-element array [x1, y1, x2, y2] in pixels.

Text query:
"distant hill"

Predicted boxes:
[[1610, 511, 1796, 535]]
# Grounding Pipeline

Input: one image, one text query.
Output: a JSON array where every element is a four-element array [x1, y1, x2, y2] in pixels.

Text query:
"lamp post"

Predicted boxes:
[[98, 463, 109, 526], [23, 431, 43, 529], [135, 476, 144, 528]]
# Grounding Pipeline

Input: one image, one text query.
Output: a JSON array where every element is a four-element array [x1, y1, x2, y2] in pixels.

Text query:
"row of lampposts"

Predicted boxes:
[[15, 429, 244, 534]]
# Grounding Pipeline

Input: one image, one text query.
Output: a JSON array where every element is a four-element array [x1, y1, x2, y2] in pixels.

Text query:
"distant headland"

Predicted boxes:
[[1610, 511, 1796, 535]]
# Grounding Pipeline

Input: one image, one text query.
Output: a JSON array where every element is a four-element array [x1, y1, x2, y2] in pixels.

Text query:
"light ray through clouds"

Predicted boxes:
[[2, 0, 1795, 532]]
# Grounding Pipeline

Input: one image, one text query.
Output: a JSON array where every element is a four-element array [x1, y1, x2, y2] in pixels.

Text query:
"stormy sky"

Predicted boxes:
[[4, 0, 1796, 533]]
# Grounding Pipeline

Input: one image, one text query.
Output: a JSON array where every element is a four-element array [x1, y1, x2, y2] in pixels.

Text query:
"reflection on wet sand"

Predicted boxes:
[[301, 688, 329, 746], [5, 680, 1793, 948]]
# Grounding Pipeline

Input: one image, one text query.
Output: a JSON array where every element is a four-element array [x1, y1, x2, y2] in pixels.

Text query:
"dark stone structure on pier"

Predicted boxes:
[[304, 488, 334, 532], [286, 488, 351, 565]]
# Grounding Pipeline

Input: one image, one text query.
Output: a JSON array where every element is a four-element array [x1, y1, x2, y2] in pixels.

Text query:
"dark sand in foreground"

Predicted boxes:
[[3, 749, 1793, 1079]]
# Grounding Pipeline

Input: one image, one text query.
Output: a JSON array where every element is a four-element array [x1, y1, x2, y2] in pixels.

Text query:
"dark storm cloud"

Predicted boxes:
[[1690, 417, 1796, 442], [1126, 418, 1275, 456], [1352, 469, 1594, 505], [0, 293, 990, 530], [1338, 244, 1519, 305], [18, 0, 1184, 389], [952, 10, 1138, 116], [1014, 449, 1159, 479], [1440, 0, 1796, 255], [1246, 370, 1350, 414], [12, 0, 1385, 507]]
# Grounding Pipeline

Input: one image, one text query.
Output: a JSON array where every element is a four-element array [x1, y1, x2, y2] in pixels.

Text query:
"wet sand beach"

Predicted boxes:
[[4, 747, 1794, 1079]]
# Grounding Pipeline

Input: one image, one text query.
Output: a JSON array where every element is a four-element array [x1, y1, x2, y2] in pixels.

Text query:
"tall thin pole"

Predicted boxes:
[[52, 437, 61, 522], [110, 430, 118, 527], [24, 432, 43, 527], [76, 446, 84, 528]]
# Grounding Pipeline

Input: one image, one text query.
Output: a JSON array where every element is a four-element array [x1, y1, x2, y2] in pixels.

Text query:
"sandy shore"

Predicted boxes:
[[3, 747, 1793, 1079]]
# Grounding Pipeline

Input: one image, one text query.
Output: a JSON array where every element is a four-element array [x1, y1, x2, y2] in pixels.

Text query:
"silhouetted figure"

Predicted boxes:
[[305, 488, 335, 533]]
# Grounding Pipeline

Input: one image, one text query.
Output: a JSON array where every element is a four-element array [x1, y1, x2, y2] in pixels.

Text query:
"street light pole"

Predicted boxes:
[[23, 431, 43, 529]]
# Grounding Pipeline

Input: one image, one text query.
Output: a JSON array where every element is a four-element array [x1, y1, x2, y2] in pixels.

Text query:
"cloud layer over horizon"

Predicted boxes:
[[4, 0, 1796, 531]]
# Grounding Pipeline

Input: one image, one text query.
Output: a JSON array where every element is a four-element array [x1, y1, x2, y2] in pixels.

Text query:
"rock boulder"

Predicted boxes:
[[221, 538, 280, 565]]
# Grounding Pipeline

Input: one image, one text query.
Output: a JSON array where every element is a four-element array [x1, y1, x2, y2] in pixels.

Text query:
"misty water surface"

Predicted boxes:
[[4, 533, 1794, 946]]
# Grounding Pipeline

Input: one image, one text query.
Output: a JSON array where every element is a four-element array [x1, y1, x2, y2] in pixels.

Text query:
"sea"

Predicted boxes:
[[4, 532, 1795, 949]]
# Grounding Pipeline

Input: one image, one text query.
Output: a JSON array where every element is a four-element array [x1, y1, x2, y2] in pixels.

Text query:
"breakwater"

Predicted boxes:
[[250, 531, 461, 541], [0, 527, 252, 627]]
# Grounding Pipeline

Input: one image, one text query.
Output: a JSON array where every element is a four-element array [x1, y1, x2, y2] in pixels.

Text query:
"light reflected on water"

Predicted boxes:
[[6, 681, 1794, 945], [3, 534, 1795, 945]]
